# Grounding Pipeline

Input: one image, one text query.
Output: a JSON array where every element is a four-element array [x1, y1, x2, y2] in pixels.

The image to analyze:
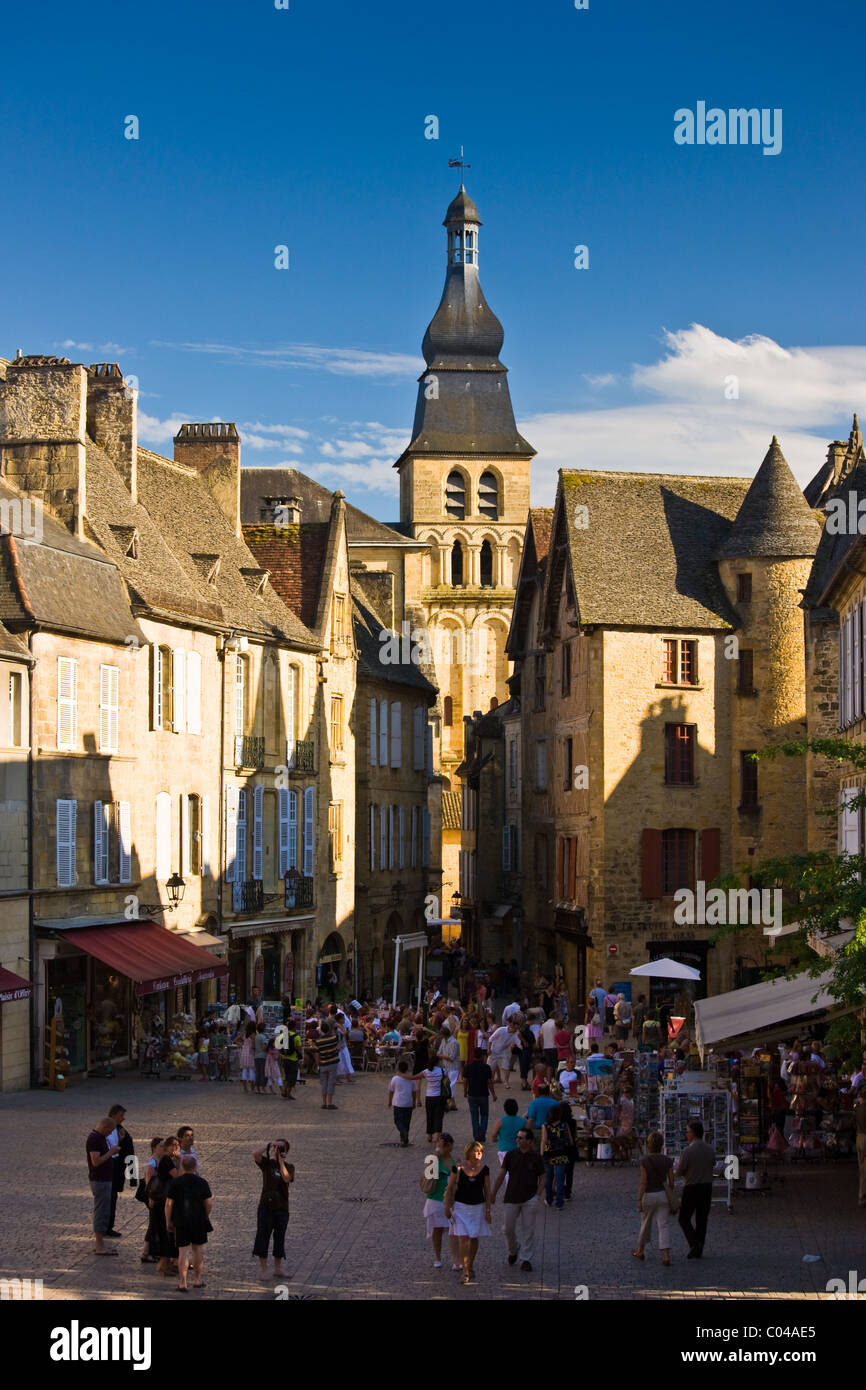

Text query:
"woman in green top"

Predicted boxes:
[[491, 1097, 529, 1164], [422, 1133, 460, 1270]]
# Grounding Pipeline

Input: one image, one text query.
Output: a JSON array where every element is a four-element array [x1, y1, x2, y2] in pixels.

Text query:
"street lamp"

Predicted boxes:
[[165, 873, 186, 912]]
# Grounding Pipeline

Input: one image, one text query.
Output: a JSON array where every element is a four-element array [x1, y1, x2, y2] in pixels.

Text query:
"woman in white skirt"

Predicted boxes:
[[335, 1017, 356, 1083], [422, 1133, 461, 1270], [443, 1140, 492, 1284]]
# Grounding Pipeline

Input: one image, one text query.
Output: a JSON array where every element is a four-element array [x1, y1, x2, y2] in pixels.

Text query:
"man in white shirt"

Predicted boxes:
[[436, 1027, 460, 1109], [539, 1014, 559, 1081], [502, 1000, 522, 1025]]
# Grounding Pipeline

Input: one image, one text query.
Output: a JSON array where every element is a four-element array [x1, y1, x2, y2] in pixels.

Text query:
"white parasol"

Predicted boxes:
[[629, 957, 701, 981]]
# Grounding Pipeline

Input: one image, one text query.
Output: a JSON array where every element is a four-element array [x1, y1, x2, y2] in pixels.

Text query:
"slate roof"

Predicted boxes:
[[0, 617, 32, 661], [506, 507, 554, 659], [803, 459, 866, 607], [442, 790, 462, 831], [804, 416, 864, 509], [240, 468, 418, 548], [0, 478, 140, 644], [557, 470, 753, 629], [242, 520, 331, 634], [351, 583, 437, 697], [714, 438, 821, 560], [444, 186, 481, 226]]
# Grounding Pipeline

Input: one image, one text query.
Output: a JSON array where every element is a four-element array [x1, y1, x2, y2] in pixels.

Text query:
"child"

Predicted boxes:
[[264, 1035, 281, 1094], [196, 1027, 210, 1082], [531, 1061, 549, 1098]]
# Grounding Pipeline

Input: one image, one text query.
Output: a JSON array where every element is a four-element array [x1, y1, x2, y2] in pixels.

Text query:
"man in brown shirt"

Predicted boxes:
[[676, 1120, 716, 1258]]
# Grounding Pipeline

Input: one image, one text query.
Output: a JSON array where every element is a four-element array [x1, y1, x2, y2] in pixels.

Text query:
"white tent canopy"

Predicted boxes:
[[630, 957, 701, 981], [693, 968, 846, 1052]]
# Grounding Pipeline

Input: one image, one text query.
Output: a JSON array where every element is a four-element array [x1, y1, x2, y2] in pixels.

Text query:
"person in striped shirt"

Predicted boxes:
[[314, 1021, 340, 1110]]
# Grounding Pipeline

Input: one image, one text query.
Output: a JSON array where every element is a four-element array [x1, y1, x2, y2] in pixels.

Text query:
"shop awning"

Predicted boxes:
[[58, 921, 229, 997], [694, 969, 855, 1053], [0, 967, 33, 1003]]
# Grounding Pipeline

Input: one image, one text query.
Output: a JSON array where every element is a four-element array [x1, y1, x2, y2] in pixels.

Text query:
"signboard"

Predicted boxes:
[[283, 952, 294, 997], [608, 944, 618, 955]]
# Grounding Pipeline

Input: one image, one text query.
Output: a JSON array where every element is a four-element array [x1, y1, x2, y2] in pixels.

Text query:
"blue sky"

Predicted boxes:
[[3, 0, 865, 515]]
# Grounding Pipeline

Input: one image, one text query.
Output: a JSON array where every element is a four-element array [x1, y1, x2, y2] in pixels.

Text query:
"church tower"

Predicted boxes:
[[396, 185, 535, 783]]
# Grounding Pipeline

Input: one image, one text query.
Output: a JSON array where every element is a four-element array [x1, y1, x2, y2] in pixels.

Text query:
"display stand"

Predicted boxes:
[[662, 1076, 733, 1212], [634, 1051, 660, 1138]]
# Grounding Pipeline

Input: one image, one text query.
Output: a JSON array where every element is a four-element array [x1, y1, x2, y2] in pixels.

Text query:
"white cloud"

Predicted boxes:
[[138, 411, 196, 446], [521, 324, 866, 504], [58, 339, 133, 356], [583, 372, 617, 388], [153, 340, 424, 378], [239, 421, 310, 439]]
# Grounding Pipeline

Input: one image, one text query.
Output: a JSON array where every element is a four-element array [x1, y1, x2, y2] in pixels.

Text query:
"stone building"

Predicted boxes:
[[504, 443, 820, 1008], [0, 617, 33, 1091]]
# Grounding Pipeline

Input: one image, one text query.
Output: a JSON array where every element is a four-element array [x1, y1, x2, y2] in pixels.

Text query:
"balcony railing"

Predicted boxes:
[[292, 739, 315, 772], [285, 875, 314, 910], [232, 879, 264, 914], [234, 734, 265, 769]]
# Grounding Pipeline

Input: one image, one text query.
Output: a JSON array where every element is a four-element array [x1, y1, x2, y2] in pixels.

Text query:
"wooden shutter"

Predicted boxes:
[[841, 790, 861, 855], [180, 793, 191, 877], [422, 810, 430, 867], [568, 835, 577, 899], [369, 698, 378, 766], [380, 806, 387, 870], [253, 784, 264, 880], [99, 665, 118, 753], [186, 651, 202, 734], [369, 804, 376, 872], [172, 649, 186, 733], [225, 786, 238, 882], [388, 806, 395, 868], [286, 666, 296, 768], [57, 657, 77, 749], [155, 792, 171, 880], [411, 806, 418, 868], [303, 786, 314, 877], [378, 699, 388, 766], [641, 828, 663, 899], [236, 790, 248, 882], [413, 706, 424, 769], [287, 790, 298, 871], [116, 801, 131, 884], [151, 645, 162, 730], [502, 824, 512, 871], [398, 805, 405, 868], [279, 788, 289, 877], [200, 794, 210, 876], [56, 799, 77, 886], [426, 725, 433, 775], [390, 701, 402, 767], [93, 801, 109, 884], [701, 827, 721, 884], [557, 838, 564, 897]]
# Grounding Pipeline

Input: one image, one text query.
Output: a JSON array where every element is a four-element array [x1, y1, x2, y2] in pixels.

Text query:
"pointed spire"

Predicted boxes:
[[715, 436, 820, 559]]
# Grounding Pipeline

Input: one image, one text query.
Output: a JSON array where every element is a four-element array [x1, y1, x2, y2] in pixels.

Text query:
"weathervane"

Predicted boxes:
[[448, 146, 471, 180]]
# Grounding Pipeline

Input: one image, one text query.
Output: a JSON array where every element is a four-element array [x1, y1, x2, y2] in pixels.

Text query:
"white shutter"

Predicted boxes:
[[398, 805, 405, 869], [287, 790, 298, 871], [172, 649, 186, 733], [286, 666, 296, 768], [422, 809, 430, 867], [379, 806, 387, 870], [369, 804, 376, 871], [236, 790, 248, 883], [411, 807, 418, 869], [841, 790, 861, 856], [303, 786, 314, 877], [279, 788, 290, 877], [426, 724, 433, 775], [413, 705, 424, 770], [99, 665, 119, 754], [369, 697, 378, 766], [846, 615, 854, 725], [57, 657, 77, 750], [502, 824, 512, 871], [180, 793, 190, 877], [390, 702, 402, 768], [253, 784, 264, 880], [155, 792, 171, 879], [225, 786, 238, 882], [186, 651, 202, 735], [118, 801, 132, 883], [200, 794, 211, 876], [235, 655, 245, 737], [388, 805, 395, 868], [56, 799, 77, 886], [378, 699, 388, 766], [94, 800, 109, 884], [152, 645, 162, 730]]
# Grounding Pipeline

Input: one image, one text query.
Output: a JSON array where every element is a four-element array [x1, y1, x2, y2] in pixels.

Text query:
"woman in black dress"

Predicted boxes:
[[146, 1155, 179, 1276]]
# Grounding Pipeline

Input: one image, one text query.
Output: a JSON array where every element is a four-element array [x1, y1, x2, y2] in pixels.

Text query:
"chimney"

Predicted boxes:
[[87, 363, 137, 500], [0, 355, 87, 537], [173, 423, 241, 536]]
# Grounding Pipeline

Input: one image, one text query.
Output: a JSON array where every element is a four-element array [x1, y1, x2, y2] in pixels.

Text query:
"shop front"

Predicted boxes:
[[229, 918, 313, 1010], [645, 940, 708, 1015], [0, 965, 34, 1093]]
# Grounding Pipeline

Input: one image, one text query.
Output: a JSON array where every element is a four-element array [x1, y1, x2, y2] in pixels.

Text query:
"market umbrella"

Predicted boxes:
[[629, 957, 701, 981]]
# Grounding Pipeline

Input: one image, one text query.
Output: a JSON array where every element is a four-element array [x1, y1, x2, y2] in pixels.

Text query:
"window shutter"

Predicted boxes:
[[186, 651, 202, 735], [411, 806, 418, 868], [841, 790, 861, 855], [390, 702, 402, 768], [426, 724, 433, 776], [235, 656, 246, 738], [641, 828, 663, 899], [172, 649, 186, 733], [225, 786, 238, 882], [253, 784, 264, 880], [388, 805, 395, 868], [369, 804, 376, 872], [116, 801, 132, 884], [93, 801, 109, 884], [151, 645, 162, 730], [413, 706, 424, 769], [155, 792, 171, 880], [370, 698, 378, 766], [380, 806, 387, 870], [422, 809, 430, 867], [57, 657, 77, 750], [502, 825, 512, 871], [303, 786, 315, 877], [701, 827, 721, 884], [556, 838, 564, 897], [56, 799, 77, 886], [378, 699, 388, 766], [286, 666, 296, 768], [236, 790, 248, 883], [287, 790, 298, 871], [99, 665, 119, 753], [180, 793, 191, 877], [398, 805, 405, 869], [200, 794, 210, 876], [279, 788, 289, 877], [568, 835, 577, 899]]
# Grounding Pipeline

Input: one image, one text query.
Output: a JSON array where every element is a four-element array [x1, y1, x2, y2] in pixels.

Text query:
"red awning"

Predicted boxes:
[[58, 921, 229, 997], [0, 967, 33, 1004]]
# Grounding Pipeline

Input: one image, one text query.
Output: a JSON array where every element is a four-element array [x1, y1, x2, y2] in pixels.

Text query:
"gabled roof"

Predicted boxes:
[[240, 468, 418, 548], [714, 437, 820, 560], [351, 587, 437, 697], [506, 507, 554, 658], [242, 520, 331, 633], [0, 617, 32, 661], [804, 415, 864, 509], [442, 790, 462, 830], [548, 470, 754, 631], [803, 458, 866, 608]]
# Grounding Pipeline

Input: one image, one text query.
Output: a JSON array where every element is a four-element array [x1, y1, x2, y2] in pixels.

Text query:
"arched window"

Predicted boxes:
[[480, 540, 494, 587], [445, 471, 466, 520], [479, 470, 499, 520], [444, 695, 453, 727], [451, 540, 464, 587]]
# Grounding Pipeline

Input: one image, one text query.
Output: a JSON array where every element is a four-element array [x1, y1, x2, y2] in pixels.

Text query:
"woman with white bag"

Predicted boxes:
[[632, 1130, 675, 1266]]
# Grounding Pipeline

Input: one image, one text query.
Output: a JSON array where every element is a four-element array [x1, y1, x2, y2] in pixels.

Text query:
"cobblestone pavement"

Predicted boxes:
[[1, 1071, 863, 1301]]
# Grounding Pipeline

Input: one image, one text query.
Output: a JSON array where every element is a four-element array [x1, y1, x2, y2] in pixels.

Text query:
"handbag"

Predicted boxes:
[[591, 1012, 601, 1028], [419, 1170, 438, 1195], [134, 1177, 149, 1205], [439, 1067, 452, 1102], [666, 1183, 680, 1215]]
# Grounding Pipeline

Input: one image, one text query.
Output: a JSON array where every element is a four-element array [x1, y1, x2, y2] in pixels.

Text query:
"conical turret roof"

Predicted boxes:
[[443, 185, 481, 226], [714, 437, 820, 559]]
